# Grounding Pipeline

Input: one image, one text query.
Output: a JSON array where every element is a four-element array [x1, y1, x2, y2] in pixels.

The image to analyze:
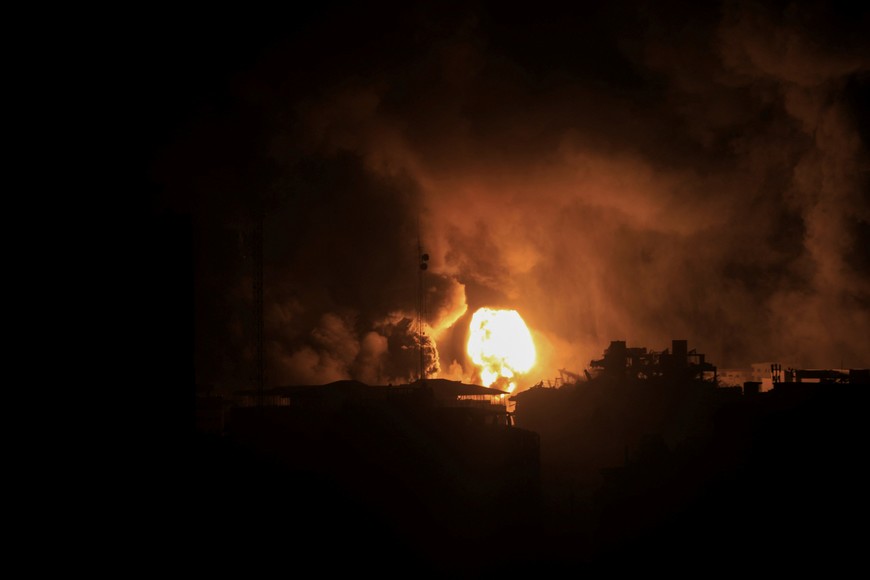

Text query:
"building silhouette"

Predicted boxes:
[[192, 338, 868, 573], [194, 378, 539, 573]]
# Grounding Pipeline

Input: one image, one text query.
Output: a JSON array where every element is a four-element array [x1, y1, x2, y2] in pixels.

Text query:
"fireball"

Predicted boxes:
[[467, 307, 536, 392]]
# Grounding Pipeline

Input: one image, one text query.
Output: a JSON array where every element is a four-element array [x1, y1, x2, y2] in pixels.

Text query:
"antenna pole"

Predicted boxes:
[[417, 219, 429, 381]]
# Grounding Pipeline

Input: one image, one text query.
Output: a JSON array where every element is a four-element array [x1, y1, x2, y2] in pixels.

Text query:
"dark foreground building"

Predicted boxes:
[[190, 341, 868, 574], [193, 379, 539, 575], [510, 340, 870, 573]]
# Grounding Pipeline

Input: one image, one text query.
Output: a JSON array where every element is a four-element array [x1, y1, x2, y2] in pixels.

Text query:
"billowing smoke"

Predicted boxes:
[[153, 1, 870, 391]]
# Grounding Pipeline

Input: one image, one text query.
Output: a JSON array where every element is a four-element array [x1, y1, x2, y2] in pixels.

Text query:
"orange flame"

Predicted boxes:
[[466, 307, 536, 393]]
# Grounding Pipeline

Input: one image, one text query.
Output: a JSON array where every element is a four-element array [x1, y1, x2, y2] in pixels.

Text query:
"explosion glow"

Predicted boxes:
[[467, 307, 536, 393]]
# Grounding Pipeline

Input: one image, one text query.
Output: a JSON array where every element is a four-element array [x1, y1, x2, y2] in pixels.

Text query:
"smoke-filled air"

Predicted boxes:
[[151, 1, 870, 392]]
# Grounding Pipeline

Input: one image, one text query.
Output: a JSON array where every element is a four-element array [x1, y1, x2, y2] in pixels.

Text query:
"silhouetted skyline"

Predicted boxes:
[[190, 343, 868, 574]]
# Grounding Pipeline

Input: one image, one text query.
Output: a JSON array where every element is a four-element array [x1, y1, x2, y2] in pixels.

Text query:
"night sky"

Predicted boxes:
[[134, 1, 869, 392]]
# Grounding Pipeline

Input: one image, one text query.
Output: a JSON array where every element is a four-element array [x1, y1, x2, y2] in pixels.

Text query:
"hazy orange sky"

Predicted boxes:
[[144, 1, 870, 390]]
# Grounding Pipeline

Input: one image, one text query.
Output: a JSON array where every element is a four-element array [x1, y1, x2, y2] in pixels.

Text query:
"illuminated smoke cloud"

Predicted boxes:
[[157, 2, 869, 390]]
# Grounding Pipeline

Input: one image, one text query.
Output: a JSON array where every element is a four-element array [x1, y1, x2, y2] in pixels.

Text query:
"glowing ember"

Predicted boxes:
[[467, 307, 536, 393]]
